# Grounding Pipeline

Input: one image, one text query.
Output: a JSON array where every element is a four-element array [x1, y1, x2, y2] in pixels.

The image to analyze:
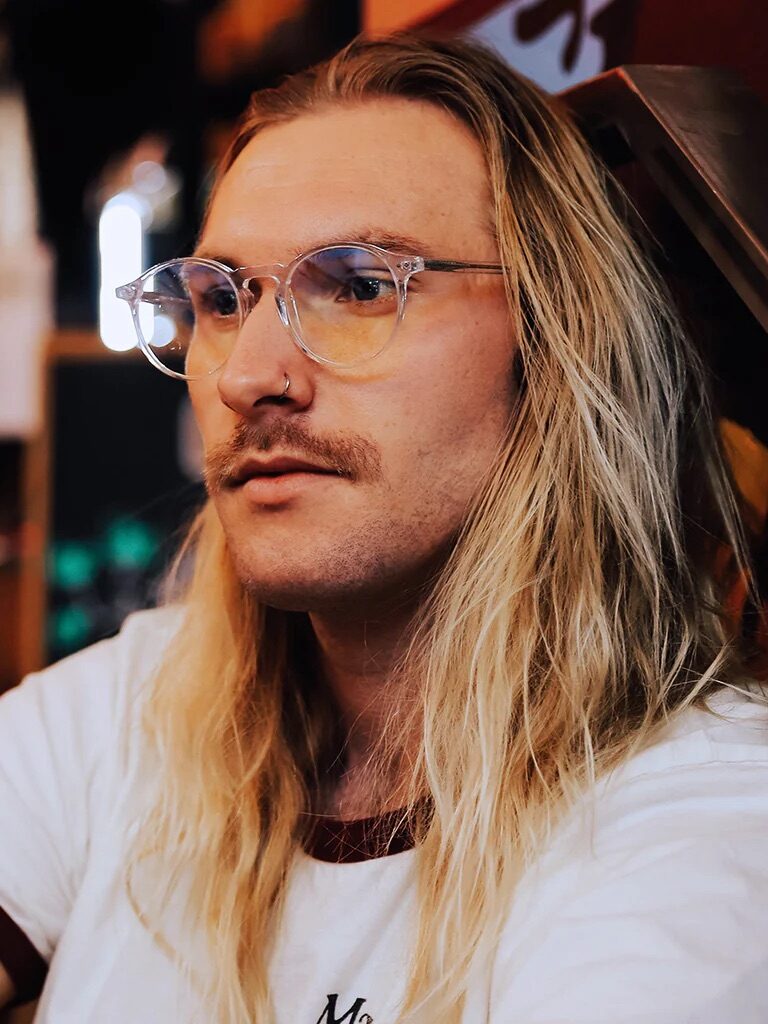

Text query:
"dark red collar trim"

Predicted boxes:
[[302, 806, 417, 863], [0, 903, 47, 1006]]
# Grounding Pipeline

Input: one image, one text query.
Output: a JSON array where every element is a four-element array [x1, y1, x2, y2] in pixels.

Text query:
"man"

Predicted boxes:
[[1, 33, 767, 1024]]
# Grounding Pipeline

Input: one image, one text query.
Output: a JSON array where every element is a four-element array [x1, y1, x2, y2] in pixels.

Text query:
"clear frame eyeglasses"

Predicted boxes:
[[115, 242, 504, 381]]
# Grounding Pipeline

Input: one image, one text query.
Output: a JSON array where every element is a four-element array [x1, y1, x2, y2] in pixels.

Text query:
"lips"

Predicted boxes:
[[227, 455, 338, 487]]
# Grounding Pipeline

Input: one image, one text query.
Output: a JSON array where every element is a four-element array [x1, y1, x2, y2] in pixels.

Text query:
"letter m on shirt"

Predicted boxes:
[[315, 993, 369, 1024]]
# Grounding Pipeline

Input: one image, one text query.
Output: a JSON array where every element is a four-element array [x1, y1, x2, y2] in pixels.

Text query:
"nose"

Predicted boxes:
[[215, 274, 311, 416], [239, 274, 289, 324]]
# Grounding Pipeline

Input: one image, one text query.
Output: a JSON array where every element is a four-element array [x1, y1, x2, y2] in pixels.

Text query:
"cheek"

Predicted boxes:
[[397, 299, 514, 425], [375, 312, 515, 504], [407, 284, 513, 381], [188, 380, 228, 449]]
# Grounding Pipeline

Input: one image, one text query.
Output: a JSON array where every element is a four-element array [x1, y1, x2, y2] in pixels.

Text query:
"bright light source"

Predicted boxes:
[[150, 313, 175, 348], [98, 191, 147, 352]]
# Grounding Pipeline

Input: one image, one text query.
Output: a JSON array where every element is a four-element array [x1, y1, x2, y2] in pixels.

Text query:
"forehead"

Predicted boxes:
[[201, 98, 497, 262]]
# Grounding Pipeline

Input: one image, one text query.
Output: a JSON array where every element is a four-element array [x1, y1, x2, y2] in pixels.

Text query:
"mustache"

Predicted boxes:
[[203, 418, 383, 494]]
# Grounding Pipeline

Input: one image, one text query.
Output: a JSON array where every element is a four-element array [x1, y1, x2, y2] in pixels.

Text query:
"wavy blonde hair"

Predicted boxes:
[[129, 33, 754, 1023]]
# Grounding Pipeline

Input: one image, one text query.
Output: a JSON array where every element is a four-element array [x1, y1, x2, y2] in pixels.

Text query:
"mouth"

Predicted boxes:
[[227, 455, 341, 487], [222, 455, 345, 506]]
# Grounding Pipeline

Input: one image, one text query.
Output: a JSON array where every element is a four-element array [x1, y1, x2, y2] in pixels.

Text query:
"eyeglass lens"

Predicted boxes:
[[134, 246, 401, 377]]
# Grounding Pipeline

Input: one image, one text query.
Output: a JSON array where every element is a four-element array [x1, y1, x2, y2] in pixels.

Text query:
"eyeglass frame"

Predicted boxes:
[[115, 241, 505, 381]]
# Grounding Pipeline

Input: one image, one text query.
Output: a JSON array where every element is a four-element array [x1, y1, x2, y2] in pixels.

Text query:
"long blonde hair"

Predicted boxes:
[[130, 33, 754, 1023]]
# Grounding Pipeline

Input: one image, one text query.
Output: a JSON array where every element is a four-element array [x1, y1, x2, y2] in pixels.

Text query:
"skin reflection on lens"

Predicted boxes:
[[185, 266, 240, 377], [140, 262, 241, 378], [291, 247, 399, 365]]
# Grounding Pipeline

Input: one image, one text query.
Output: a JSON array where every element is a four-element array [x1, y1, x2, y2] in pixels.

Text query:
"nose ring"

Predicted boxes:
[[281, 373, 291, 398]]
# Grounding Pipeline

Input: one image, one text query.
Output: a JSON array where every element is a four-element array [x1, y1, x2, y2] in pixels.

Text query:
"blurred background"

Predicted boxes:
[[1, 0, 766, 689]]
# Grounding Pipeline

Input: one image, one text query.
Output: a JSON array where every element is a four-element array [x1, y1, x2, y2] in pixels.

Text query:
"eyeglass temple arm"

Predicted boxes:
[[421, 259, 504, 275], [115, 286, 189, 307]]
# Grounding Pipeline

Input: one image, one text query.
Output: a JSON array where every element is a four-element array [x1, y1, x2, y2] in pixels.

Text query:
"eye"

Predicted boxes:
[[345, 274, 396, 302], [203, 285, 239, 318], [182, 269, 239, 322]]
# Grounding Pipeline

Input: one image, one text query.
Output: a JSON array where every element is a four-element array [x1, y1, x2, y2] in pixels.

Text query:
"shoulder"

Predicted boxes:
[[490, 687, 768, 1022], [553, 684, 768, 880], [0, 607, 185, 965], [615, 684, 768, 780], [4, 604, 182, 700], [0, 605, 184, 770], [587, 685, 768, 849]]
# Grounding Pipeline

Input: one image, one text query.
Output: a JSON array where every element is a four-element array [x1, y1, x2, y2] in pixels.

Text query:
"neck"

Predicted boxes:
[[308, 593, 422, 818]]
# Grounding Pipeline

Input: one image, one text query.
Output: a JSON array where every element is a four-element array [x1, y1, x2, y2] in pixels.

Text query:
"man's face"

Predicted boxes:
[[189, 98, 515, 613]]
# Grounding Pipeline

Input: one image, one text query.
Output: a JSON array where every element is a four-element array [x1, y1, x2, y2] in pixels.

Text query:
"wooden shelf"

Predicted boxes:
[[1, 329, 144, 690]]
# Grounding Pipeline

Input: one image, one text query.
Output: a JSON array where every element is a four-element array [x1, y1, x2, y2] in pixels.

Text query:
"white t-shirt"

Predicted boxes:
[[1, 607, 768, 1023]]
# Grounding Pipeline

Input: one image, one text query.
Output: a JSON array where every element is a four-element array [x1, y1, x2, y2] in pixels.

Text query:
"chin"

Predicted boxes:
[[238, 572, 386, 615], [229, 541, 445, 617], [225, 541, 381, 613], [219, 505, 459, 616]]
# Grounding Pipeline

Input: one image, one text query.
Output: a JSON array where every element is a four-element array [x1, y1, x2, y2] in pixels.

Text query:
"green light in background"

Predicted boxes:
[[49, 542, 98, 590], [103, 518, 159, 571], [50, 604, 92, 650]]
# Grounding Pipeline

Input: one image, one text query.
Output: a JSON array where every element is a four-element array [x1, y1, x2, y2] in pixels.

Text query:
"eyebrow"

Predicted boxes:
[[192, 229, 440, 268]]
